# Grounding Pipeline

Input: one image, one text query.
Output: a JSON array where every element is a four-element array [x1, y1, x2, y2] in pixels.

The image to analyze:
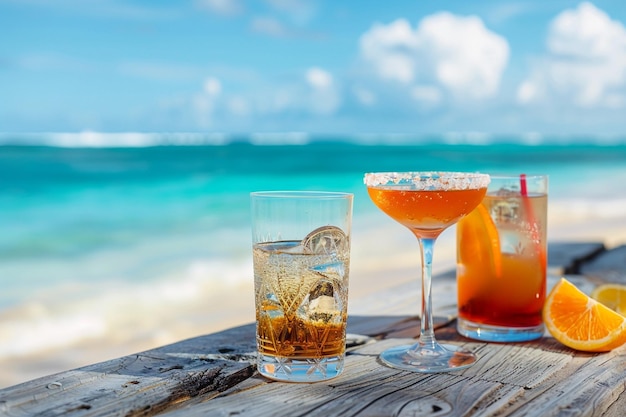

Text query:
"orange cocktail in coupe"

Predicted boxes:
[[367, 187, 487, 238], [364, 172, 489, 373]]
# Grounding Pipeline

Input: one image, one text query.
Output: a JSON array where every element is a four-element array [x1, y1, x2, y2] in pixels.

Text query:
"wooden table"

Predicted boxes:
[[1, 242, 625, 417]]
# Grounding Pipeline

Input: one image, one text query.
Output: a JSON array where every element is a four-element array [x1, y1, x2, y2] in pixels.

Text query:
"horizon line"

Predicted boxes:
[[1, 131, 626, 148]]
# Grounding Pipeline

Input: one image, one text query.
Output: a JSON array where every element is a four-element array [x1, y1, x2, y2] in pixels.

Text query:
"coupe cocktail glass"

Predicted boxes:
[[364, 172, 490, 373]]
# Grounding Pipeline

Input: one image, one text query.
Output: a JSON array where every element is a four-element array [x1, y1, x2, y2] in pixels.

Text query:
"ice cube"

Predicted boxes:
[[308, 279, 334, 299], [302, 226, 347, 255], [310, 262, 345, 281], [492, 199, 520, 224], [309, 295, 337, 316], [306, 280, 340, 323]]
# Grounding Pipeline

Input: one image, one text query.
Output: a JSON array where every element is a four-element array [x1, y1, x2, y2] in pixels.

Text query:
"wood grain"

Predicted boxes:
[[2, 242, 626, 417]]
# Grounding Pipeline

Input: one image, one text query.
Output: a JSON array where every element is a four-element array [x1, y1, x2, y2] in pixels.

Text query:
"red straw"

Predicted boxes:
[[520, 174, 528, 196], [520, 174, 546, 269]]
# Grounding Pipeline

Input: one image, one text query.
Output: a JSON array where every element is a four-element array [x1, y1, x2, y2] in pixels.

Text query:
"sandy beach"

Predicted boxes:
[[1, 200, 625, 389]]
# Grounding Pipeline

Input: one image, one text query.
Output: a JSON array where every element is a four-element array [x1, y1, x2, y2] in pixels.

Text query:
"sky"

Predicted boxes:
[[2, 0, 626, 137]]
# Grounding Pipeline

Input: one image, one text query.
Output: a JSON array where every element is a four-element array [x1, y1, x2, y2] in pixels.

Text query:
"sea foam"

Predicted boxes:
[[0, 257, 253, 360]]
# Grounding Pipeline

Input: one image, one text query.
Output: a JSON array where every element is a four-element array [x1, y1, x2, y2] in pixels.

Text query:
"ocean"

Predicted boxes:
[[1, 134, 626, 381]]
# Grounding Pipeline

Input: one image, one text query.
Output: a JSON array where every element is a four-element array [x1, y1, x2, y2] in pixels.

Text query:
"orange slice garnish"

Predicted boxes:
[[458, 203, 501, 278], [591, 284, 626, 316], [543, 278, 626, 352]]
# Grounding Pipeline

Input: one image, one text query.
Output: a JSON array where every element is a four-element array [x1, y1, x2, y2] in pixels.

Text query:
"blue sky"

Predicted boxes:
[[2, 0, 626, 137]]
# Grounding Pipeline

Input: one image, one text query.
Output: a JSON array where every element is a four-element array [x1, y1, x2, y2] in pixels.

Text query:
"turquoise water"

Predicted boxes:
[[1, 138, 626, 358]]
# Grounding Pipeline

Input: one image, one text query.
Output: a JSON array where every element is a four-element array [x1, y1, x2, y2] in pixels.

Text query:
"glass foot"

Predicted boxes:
[[457, 318, 544, 342], [379, 342, 477, 373]]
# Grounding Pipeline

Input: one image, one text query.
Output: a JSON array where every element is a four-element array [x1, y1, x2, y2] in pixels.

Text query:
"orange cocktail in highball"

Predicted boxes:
[[456, 175, 548, 342]]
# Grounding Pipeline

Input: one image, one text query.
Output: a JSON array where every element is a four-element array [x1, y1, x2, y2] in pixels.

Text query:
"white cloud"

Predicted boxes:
[[305, 67, 340, 115], [203, 77, 222, 96], [171, 67, 341, 127], [306, 67, 332, 89], [420, 13, 509, 99], [517, 80, 537, 104], [359, 19, 418, 84], [359, 13, 509, 103], [548, 2, 626, 58], [517, 2, 626, 108], [191, 77, 223, 128]]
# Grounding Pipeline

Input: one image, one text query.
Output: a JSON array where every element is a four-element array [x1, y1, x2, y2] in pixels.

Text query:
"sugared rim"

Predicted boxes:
[[363, 171, 490, 190]]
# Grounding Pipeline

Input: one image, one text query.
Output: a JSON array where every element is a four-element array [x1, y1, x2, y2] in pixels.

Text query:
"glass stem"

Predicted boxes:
[[417, 237, 437, 348]]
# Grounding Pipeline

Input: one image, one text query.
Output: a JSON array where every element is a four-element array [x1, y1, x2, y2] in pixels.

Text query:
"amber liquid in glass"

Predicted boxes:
[[457, 193, 547, 328], [253, 240, 348, 360], [366, 188, 487, 237]]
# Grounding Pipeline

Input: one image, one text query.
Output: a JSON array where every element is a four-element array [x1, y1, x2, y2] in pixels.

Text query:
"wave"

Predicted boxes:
[[0, 131, 230, 148], [0, 257, 253, 360], [2, 131, 626, 148]]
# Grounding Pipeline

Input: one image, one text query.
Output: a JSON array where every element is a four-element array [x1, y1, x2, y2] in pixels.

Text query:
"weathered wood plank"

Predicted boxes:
[[547, 241, 606, 275], [0, 325, 258, 417], [579, 244, 626, 283], [0, 318, 431, 417], [504, 347, 626, 417], [348, 314, 452, 340], [157, 336, 623, 417], [155, 338, 501, 417], [347, 315, 412, 338], [2, 316, 623, 417]]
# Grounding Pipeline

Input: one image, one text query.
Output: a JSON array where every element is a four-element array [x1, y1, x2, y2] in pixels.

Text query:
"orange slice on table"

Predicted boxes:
[[591, 284, 626, 316], [543, 278, 626, 352], [458, 203, 502, 277]]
